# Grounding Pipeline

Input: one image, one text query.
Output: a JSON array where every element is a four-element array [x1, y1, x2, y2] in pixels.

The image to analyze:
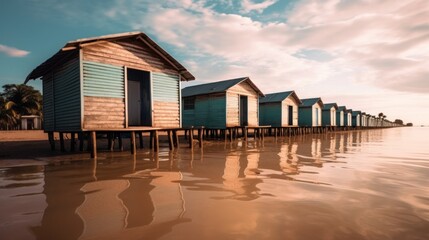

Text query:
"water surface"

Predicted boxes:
[[1, 127, 428, 239]]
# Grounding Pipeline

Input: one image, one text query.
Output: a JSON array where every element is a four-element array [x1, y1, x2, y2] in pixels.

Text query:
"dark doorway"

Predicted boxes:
[[239, 95, 248, 126], [127, 68, 151, 126], [288, 105, 293, 125]]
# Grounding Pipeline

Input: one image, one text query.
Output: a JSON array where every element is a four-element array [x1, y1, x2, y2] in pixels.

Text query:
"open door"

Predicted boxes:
[[239, 95, 248, 126], [127, 68, 152, 126]]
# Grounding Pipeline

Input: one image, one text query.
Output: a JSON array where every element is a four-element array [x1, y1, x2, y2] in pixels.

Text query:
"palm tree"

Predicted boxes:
[[0, 96, 18, 130], [1, 84, 42, 129]]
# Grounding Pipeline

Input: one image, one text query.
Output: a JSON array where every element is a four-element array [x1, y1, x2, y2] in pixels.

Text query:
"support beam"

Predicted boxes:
[[90, 131, 97, 159], [130, 131, 136, 155], [48, 132, 55, 151], [59, 133, 65, 152]]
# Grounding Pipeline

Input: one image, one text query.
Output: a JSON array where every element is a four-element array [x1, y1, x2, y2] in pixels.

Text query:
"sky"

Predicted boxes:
[[0, 0, 428, 125]]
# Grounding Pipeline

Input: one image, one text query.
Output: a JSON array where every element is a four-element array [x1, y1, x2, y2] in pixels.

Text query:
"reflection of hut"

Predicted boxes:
[[20, 115, 41, 130], [259, 91, 301, 127], [352, 111, 361, 127], [278, 143, 299, 174], [298, 98, 324, 127], [182, 77, 264, 128], [322, 103, 338, 126], [25, 32, 194, 132]]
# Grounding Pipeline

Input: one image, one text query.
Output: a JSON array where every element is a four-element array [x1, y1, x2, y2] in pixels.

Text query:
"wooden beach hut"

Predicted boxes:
[[25, 32, 194, 132], [336, 106, 346, 127], [25, 32, 195, 156], [352, 111, 361, 127], [259, 91, 301, 127], [182, 77, 264, 129], [322, 103, 338, 126], [298, 98, 324, 127]]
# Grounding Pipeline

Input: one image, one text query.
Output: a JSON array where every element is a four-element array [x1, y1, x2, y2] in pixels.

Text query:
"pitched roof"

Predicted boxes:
[[338, 106, 347, 111], [181, 77, 264, 97], [300, 97, 324, 108], [25, 31, 195, 83], [352, 110, 362, 116], [259, 91, 301, 104], [323, 103, 338, 110]]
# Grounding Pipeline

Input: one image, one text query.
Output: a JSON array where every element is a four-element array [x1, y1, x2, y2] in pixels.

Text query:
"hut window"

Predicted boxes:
[[184, 97, 195, 110]]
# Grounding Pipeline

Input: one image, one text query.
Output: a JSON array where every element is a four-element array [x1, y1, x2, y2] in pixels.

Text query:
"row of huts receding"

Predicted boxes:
[[26, 32, 397, 135]]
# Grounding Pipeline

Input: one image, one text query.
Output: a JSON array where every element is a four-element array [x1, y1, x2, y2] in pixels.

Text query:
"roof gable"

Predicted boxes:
[[300, 97, 324, 108], [259, 91, 301, 104], [25, 32, 194, 83], [323, 103, 338, 110], [182, 77, 264, 97]]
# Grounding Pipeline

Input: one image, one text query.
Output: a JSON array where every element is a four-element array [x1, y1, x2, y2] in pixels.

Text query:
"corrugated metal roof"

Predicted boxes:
[[259, 91, 301, 104], [300, 97, 324, 108], [323, 103, 338, 110], [181, 77, 264, 97], [25, 31, 195, 83]]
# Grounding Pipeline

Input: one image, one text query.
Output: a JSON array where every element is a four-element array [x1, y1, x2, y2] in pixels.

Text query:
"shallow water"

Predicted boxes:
[[1, 127, 428, 240]]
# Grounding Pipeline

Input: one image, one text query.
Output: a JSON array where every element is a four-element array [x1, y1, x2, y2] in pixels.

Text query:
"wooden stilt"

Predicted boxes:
[[130, 131, 136, 155], [173, 130, 179, 148], [154, 130, 159, 152], [189, 128, 194, 149], [149, 131, 154, 149], [48, 132, 55, 151], [70, 133, 75, 152], [244, 127, 248, 141], [90, 131, 97, 159], [59, 132, 65, 152], [79, 132, 84, 151], [118, 133, 123, 151], [107, 133, 113, 151], [198, 128, 203, 148], [168, 130, 174, 150]]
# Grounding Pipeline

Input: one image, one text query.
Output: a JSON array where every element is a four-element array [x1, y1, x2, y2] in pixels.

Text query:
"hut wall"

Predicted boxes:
[[347, 113, 352, 126], [81, 39, 181, 129], [336, 110, 344, 126], [152, 72, 180, 128], [281, 98, 299, 126], [42, 58, 81, 132], [194, 93, 226, 128], [298, 108, 312, 127], [259, 103, 281, 127], [82, 61, 125, 129], [352, 114, 361, 127], [227, 82, 259, 127], [322, 110, 331, 126]]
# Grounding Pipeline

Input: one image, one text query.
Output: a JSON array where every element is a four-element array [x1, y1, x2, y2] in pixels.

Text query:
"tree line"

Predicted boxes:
[[0, 84, 42, 130]]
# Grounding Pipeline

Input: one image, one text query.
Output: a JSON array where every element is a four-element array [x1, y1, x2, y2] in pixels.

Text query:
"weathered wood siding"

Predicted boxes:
[[298, 108, 312, 127], [281, 97, 299, 127], [82, 61, 125, 129], [322, 107, 336, 126], [226, 93, 239, 127], [83, 96, 125, 129], [82, 39, 178, 76], [227, 81, 259, 127], [42, 58, 81, 132], [152, 72, 180, 128], [259, 103, 281, 127]]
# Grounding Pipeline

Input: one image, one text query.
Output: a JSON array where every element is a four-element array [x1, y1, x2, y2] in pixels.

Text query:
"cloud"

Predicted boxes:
[[0, 44, 30, 57], [241, 0, 277, 13]]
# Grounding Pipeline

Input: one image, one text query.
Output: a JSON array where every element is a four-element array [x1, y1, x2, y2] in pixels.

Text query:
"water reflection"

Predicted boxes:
[[1, 128, 429, 239]]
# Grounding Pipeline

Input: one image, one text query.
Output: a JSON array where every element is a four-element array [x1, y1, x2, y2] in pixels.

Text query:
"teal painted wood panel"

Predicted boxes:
[[83, 61, 124, 98], [322, 110, 331, 126], [42, 73, 54, 131], [194, 95, 226, 128], [152, 72, 179, 102], [53, 59, 81, 131], [259, 103, 281, 127], [182, 109, 195, 128], [298, 108, 313, 127]]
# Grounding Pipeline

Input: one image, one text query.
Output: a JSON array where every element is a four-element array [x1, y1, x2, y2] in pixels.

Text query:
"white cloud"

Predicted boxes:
[[241, 0, 277, 13], [0, 44, 30, 57]]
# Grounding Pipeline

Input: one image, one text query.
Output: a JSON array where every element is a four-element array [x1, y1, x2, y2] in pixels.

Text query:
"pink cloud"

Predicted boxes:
[[0, 44, 30, 57]]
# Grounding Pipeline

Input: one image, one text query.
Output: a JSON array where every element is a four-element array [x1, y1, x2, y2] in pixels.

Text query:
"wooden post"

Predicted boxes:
[[198, 128, 203, 148], [243, 127, 248, 142], [189, 128, 194, 149], [59, 132, 65, 152], [149, 131, 154, 149], [154, 130, 159, 152], [173, 130, 179, 148], [108, 133, 115, 151], [168, 130, 174, 150], [48, 132, 55, 151], [130, 131, 136, 155], [118, 133, 123, 151], [90, 131, 97, 159], [79, 132, 84, 151], [70, 132, 75, 152], [138, 132, 144, 149]]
